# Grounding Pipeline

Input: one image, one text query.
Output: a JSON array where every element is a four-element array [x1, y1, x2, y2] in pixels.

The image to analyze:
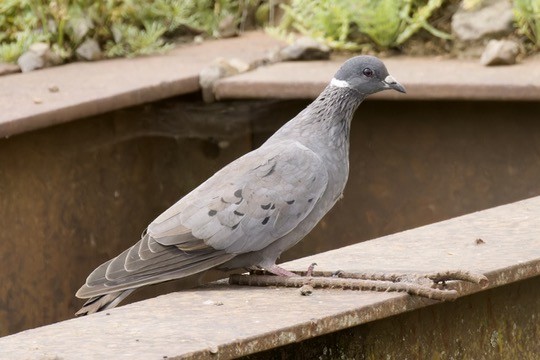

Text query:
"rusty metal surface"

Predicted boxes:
[[0, 195, 538, 359]]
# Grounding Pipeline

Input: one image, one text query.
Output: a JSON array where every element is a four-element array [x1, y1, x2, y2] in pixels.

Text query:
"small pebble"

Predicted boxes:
[[48, 85, 59, 93], [480, 39, 519, 66], [193, 35, 204, 44], [475, 238, 486, 245], [300, 284, 314, 296], [33, 97, 43, 104], [278, 37, 331, 61], [203, 299, 224, 306]]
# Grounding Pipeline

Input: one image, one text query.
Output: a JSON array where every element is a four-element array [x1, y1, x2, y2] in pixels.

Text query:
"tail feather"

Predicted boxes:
[[75, 289, 135, 316]]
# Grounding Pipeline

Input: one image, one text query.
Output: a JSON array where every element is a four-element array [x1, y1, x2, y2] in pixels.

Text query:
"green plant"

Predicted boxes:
[[514, 0, 540, 49], [274, 0, 451, 51], [0, 0, 249, 63]]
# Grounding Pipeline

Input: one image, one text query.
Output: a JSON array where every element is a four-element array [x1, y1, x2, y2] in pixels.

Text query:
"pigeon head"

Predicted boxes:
[[332, 55, 406, 95]]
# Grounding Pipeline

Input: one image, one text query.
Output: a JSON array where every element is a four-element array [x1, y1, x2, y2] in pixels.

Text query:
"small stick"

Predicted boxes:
[[229, 274, 459, 301]]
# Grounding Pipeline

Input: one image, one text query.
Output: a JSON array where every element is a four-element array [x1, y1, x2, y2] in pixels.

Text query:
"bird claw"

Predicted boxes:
[[332, 270, 343, 277], [306, 262, 318, 277]]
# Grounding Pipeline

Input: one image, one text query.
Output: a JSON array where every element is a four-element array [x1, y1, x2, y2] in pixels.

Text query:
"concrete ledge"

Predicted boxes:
[[1, 196, 538, 359], [214, 55, 540, 101], [0, 32, 284, 138]]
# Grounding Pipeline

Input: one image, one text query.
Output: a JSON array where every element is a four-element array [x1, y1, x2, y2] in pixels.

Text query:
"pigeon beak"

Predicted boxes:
[[383, 75, 406, 93]]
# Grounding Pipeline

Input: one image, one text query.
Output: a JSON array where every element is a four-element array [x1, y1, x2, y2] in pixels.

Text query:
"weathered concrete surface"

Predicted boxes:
[[0, 196, 538, 359], [243, 276, 540, 360], [214, 54, 540, 101], [0, 32, 284, 138]]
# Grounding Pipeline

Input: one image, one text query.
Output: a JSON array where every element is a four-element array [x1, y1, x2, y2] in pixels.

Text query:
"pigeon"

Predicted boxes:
[[75, 55, 406, 315]]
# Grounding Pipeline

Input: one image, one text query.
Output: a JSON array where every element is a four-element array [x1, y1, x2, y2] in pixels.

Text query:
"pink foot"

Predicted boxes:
[[266, 265, 298, 277]]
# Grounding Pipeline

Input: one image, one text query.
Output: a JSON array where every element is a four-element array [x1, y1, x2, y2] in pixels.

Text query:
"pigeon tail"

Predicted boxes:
[[75, 289, 135, 316]]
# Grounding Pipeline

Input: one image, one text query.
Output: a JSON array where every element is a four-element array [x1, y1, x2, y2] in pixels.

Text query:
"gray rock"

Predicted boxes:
[[217, 15, 238, 38], [199, 64, 227, 103], [451, 0, 514, 41], [226, 58, 252, 73], [76, 39, 102, 61], [0, 62, 20, 76], [199, 58, 254, 102], [17, 51, 45, 72], [69, 17, 94, 42], [480, 39, 520, 66], [17, 42, 63, 72], [278, 37, 331, 61], [193, 35, 204, 45], [29, 42, 50, 56]]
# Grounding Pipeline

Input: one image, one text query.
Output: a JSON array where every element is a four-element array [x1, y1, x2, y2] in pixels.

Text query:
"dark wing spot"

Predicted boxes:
[[286, 200, 295, 205], [308, 198, 314, 203], [261, 203, 271, 210], [234, 189, 243, 198], [262, 163, 277, 177], [262, 216, 270, 225], [208, 210, 217, 216], [271, 204, 276, 210], [233, 210, 244, 216], [232, 223, 240, 230]]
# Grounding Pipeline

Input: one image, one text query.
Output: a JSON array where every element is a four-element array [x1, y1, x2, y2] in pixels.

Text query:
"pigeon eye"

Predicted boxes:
[[362, 68, 374, 77]]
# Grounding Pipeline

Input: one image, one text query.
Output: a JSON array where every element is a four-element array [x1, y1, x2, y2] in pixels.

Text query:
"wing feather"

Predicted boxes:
[[149, 140, 328, 254]]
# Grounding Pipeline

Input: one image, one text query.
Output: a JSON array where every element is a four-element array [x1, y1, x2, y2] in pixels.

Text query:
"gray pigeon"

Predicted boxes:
[[75, 56, 406, 315]]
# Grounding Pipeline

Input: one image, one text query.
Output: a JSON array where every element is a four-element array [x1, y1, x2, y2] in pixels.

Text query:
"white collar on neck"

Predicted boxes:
[[330, 78, 350, 88]]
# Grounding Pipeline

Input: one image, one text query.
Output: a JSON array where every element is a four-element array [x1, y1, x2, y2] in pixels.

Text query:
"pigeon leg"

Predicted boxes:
[[266, 265, 298, 277], [265, 263, 319, 277]]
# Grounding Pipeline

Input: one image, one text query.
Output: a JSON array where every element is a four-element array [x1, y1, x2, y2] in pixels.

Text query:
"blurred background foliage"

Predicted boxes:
[[273, 0, 452, 50], [0, 0, 539, 64], [514, 0, 540, 49], [0, 0, 244, 62]]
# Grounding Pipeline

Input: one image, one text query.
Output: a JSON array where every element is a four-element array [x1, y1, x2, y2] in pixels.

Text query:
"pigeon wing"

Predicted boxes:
[[151, 140, 329, 253]]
